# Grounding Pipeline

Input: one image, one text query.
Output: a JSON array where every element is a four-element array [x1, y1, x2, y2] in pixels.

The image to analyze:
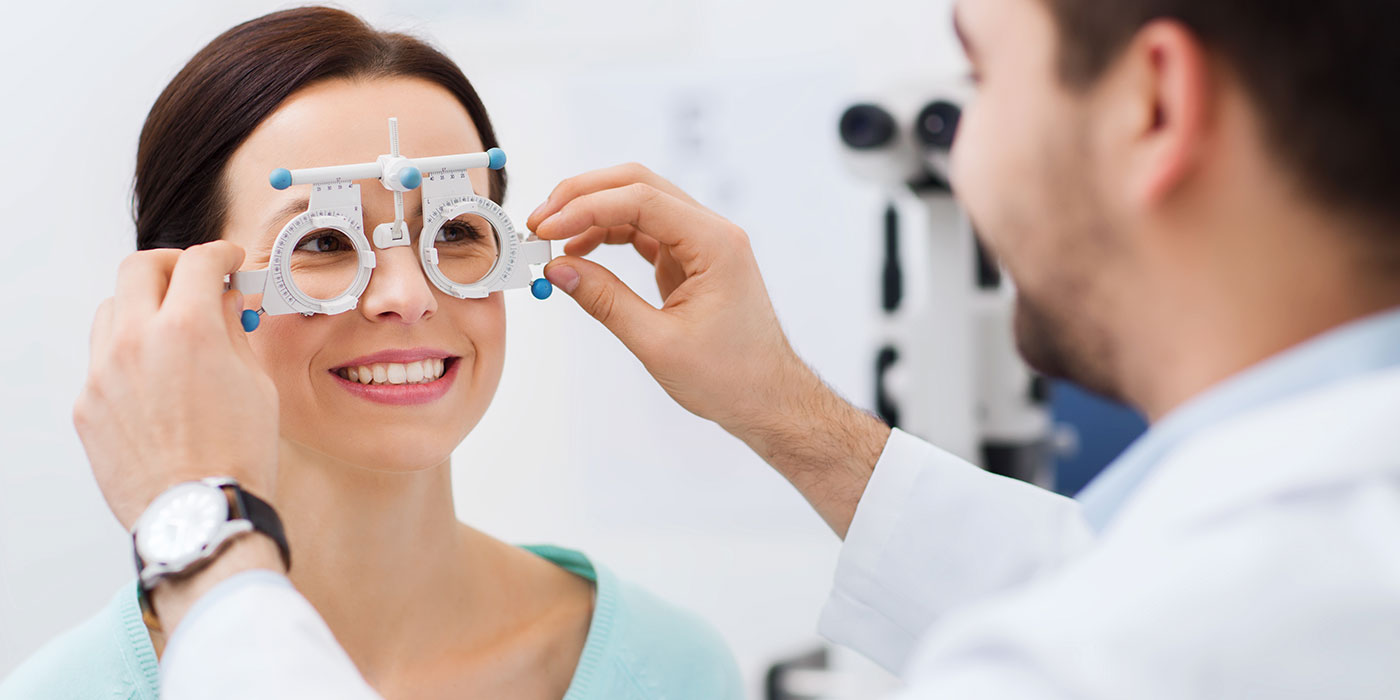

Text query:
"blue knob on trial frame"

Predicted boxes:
[[531, 278, 553, 300], [269, 168, 293, 191], [240, 309, 262, 332]]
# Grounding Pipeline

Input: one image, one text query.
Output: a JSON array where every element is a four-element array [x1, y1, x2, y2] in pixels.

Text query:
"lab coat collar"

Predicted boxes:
[[1078, 305, 1400, 531], [1104, 363, 1400, 539]]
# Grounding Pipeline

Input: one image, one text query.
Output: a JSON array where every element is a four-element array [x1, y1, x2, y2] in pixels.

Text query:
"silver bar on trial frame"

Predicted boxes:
[[286, 162, 383, 186], [411, 152, 493, 173], [284, 152, 492, 186]]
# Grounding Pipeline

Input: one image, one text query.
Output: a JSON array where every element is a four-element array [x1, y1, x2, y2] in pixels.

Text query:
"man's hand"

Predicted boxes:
[[74, 241, 279, 530], [530, 164, 890, 536]]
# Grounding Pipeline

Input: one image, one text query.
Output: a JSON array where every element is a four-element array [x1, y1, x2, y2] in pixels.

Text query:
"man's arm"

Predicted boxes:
[[818, 428, 1093, 671], [156, 539, 381, 700], [75, 242, 380, 698], [530, 165, 1093, 672], [529, 164, 893, 536], [730, 363, 892, 538]]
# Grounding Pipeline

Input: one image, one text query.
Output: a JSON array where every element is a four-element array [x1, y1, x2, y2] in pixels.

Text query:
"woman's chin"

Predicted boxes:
[[361, 441, 459, 472], [288, 433, 461, 474]]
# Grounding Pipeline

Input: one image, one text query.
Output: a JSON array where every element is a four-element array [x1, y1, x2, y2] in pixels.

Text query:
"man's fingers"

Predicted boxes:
[[632, 235, 661, 265], [222, 290, 250, 345], [89, 298, 115, 368], [563, 228, 608, 258], [113, 249, 181, 318], [562, 224, 650, 258], [536, 184, 729, 267], [528, 162, 700, 231], [543, 256, 668, 356], [164, 241, 246, 319]]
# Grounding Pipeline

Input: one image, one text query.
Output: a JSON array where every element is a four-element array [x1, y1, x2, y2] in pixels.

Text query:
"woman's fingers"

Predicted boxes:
[[528, 162, 701, 231]]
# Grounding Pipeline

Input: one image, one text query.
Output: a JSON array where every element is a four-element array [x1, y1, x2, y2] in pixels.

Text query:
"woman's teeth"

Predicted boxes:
[[336, 359, 447, 386]]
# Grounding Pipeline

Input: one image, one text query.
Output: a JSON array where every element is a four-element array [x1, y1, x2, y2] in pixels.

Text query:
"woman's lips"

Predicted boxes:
[[329, 357, 461, 406], [331, 347, 454, 370]]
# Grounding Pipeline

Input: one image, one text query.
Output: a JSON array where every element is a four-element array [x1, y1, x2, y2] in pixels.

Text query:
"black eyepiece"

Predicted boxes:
[[839, 103, 897, 150], [915, 100, 961, 150]]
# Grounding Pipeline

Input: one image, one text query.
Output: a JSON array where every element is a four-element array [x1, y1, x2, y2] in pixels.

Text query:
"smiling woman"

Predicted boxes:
[[0, 7, 742, 700]]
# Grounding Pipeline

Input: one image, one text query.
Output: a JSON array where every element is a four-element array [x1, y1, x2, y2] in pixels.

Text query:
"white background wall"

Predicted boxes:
[[0, 1, 965, 694]]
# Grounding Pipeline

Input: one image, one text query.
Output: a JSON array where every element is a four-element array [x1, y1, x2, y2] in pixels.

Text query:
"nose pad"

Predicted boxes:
[[357, 245, 437, 323]]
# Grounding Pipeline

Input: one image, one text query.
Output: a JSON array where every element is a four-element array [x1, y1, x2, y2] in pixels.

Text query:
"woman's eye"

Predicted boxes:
[[295, 231, 350, 252], [436, 222, 482, 243]]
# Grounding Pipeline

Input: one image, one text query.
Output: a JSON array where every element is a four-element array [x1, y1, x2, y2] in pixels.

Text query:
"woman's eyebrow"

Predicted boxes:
[[264, 197, 311, 235], [262, 196, 427, 236]]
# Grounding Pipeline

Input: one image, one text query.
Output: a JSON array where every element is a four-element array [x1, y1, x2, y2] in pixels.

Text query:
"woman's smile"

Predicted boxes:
[[327, 347, 462, 405]]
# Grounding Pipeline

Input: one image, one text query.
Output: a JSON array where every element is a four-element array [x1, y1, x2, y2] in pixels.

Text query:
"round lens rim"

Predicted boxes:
[[419, 195, 519, 299], [271, 211, 374, 315]]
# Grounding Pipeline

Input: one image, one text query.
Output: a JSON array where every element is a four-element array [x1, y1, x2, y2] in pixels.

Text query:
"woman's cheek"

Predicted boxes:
[[245, 314, 337, 394]]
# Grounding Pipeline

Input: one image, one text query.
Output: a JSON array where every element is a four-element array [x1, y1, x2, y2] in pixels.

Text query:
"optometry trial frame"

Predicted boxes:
[[228, 118, 555, 332]]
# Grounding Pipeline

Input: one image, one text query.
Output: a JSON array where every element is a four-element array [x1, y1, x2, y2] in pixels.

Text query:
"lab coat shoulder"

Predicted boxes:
[[900, 365, 1400, 699], [819, 428, 1094, 672]]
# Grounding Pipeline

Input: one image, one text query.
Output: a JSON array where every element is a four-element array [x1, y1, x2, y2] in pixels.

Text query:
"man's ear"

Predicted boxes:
[[1111, 19, 1213, 207]]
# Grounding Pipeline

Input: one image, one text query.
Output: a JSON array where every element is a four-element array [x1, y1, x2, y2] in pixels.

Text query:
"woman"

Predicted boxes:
[[0, 7, 742, 699]]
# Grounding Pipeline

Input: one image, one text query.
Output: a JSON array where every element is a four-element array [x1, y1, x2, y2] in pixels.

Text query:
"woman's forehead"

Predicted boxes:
[[230, 77, 485, 185], [221, 76, 489, 250]]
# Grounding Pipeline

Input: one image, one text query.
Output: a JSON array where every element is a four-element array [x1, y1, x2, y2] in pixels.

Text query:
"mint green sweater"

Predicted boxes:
[[1, 545, 744, 700]]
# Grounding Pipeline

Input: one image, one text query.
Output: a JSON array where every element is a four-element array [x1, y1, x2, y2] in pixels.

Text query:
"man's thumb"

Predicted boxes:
[[545, 256, 657, 347]]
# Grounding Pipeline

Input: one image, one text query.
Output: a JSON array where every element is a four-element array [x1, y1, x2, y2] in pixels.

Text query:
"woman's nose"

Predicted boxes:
[[358, 246, 437, 324]]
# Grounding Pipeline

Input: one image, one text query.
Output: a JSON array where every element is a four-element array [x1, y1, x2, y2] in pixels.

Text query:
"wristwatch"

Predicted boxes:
[[131, 477, 291, 629]]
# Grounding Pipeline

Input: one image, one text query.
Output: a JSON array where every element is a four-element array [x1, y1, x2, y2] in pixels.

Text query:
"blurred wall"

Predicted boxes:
[[0, 0, 967, 694]]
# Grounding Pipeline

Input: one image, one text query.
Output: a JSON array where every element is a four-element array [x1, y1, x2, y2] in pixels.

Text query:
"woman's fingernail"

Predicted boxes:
[[545, 263, 580, 295], [530, 199, 551, 222]]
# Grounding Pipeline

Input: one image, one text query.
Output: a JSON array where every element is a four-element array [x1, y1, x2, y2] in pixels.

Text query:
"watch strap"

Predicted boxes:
[[232, 487, 292, 573]]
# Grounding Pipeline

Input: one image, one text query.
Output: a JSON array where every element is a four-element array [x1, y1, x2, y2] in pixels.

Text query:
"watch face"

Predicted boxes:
[[135, 482, 229, 566]]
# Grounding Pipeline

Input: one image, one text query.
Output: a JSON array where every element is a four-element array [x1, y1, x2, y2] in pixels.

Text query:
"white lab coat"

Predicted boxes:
[[822, 363, 1400, 698], [162, 365, 1400, 699]]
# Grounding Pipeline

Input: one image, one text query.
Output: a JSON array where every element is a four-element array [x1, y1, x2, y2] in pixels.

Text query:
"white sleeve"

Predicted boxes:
[[818, 429, 1094, 674], [161, 570, 382, 700]]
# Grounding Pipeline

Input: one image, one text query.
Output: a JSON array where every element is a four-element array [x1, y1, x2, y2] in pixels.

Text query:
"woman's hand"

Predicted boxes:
[[74, 241, 279, 531], [530, 164, 889, 536]]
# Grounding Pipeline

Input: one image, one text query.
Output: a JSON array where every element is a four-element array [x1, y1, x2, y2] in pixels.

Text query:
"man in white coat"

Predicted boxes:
[[72, 0, 1400, 696]]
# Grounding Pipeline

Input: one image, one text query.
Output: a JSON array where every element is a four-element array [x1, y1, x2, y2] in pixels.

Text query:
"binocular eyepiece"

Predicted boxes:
[[838, 100, 962, 151], [839, 104, 899, 150]]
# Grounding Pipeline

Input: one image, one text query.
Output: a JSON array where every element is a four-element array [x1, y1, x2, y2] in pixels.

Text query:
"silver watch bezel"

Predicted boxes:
[[132, 479, 254, 589]]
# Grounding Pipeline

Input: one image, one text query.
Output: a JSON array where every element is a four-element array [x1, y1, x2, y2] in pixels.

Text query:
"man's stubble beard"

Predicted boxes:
[[985, 141, 1124, 401], [1012, 288, 1122, 402]]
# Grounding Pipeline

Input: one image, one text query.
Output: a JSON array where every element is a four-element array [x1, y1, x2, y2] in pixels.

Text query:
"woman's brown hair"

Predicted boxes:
[[134, 6, 506, 251]]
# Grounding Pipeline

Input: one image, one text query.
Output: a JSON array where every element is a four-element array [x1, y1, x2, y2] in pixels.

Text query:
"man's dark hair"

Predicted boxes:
[[1043, 1, 1399, 236]]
